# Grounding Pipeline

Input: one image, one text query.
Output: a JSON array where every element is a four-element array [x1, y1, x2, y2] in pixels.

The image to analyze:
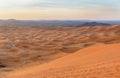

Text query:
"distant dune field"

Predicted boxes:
[[0, 25, 120, 77]]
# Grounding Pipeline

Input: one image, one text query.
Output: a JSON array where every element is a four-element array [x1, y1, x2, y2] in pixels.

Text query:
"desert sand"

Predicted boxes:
[[2, 43, 120, 78], [0, 25, 120, 78]]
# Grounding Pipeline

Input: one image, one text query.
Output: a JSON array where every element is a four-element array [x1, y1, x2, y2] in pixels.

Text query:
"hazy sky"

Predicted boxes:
[[0, 0, 120, 20]]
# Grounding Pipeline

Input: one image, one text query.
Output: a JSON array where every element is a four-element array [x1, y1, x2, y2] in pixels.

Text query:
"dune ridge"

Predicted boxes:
[[2, 43, 120, 78]]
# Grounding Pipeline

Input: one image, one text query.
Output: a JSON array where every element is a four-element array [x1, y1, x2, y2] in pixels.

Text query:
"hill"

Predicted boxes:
[[80, 22, 111, 26], [0, 19, 116, 27]]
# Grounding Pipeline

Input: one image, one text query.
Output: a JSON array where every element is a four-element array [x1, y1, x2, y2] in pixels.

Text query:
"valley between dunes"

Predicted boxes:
[[0, 25, 120, 78]]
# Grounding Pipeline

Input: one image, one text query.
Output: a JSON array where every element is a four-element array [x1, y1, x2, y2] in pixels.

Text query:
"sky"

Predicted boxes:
[[0, 0, 120, 20]]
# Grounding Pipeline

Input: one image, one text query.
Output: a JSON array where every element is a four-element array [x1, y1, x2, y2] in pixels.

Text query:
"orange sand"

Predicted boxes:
[[0, 26, 120, 70], [3, 43, 120, 78]]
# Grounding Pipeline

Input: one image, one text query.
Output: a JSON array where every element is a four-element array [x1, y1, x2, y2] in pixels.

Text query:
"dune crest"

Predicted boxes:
[[4, 43, 120, 78]]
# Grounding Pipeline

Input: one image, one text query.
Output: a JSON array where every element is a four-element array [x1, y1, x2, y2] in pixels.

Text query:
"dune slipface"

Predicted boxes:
[[3, 43, 120, 78]]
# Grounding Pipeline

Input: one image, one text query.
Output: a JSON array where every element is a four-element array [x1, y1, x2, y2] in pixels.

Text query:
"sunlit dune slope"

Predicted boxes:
[[4, 43, 120, 78]]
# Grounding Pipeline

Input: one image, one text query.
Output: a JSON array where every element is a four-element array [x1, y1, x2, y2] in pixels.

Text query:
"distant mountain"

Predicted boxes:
[[95, 20, 120, 24], [80, 22, 111, 26], [0, 19, 89, 27], [0, 19, 119, 27]]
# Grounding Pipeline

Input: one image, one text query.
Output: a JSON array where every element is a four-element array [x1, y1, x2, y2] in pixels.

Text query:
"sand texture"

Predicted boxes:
[[0, 25, 120, 78], [2, 43, 120, 78]]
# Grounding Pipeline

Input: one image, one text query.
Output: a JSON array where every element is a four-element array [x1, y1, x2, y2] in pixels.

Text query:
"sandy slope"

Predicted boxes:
[[2, 43, 120, 78]]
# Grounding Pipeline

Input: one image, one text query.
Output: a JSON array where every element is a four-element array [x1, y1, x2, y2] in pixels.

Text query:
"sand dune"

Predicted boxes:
[[0, 25, 120, 77], [2, 43, 120, 78]]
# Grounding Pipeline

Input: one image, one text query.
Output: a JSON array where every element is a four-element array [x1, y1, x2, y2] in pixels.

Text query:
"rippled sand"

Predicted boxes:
[[0, 25, 120, 78], [2, 43, 120, 78]]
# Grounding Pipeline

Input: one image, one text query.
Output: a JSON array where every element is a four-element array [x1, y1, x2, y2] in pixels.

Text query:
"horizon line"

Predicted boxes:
[[0, 19, 120, 21]]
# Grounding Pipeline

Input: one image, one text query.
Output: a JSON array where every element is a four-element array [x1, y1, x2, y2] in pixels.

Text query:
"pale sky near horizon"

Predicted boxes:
[[0, 0, 120, 20]]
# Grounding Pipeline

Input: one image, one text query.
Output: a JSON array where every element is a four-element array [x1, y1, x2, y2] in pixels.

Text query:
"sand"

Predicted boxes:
[[0, 25, 120, 69], [2, 43, 120, 78], [0, 26, 120, 78]]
